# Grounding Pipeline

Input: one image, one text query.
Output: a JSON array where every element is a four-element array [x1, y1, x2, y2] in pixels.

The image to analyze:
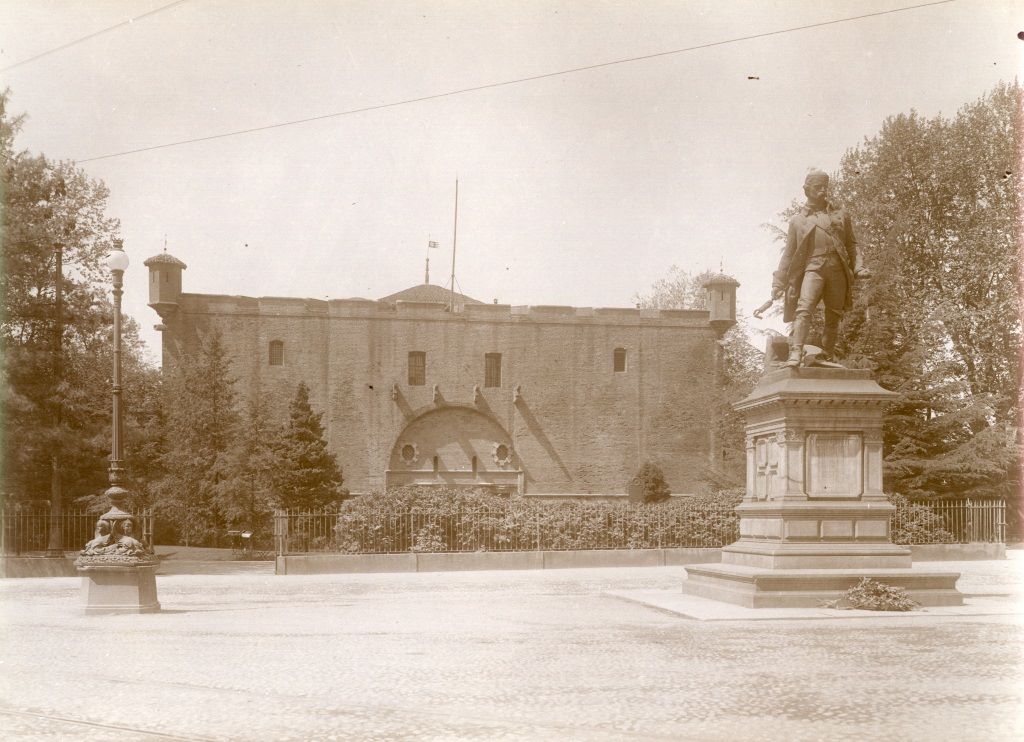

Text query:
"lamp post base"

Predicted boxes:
[[76, 560, 160, 615]]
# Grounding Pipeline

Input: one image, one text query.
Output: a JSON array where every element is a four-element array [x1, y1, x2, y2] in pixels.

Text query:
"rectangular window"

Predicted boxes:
[[269, 340, 284, 366], [484, 353, 502, 388], [408, 351, 426, 386], [613, 347, 627, 373]]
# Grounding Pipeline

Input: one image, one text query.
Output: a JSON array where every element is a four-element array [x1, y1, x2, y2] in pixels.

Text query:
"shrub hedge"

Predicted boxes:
[[281, 487, 960, 554], [331, 486, 741, 553]]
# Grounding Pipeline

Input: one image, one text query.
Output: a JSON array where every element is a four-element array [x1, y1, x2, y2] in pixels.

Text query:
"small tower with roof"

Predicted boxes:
[[143, 251, 187, 330], [702, 272, 739, 338]]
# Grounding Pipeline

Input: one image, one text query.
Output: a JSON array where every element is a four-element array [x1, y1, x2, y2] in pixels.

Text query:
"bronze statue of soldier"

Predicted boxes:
[[769, 170, 870, 367]]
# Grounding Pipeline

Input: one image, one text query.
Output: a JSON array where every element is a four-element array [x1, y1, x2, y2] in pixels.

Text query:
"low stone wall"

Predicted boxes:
[[0, 556, 78, 578], [276, 548, 724, 575], [2, 543, 1004, 578], [911, 543, 1006, 561], [276, 543, 1006, 575]]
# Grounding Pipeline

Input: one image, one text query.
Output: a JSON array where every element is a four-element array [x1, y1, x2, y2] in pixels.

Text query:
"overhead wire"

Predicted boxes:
[[0, 0, 189, 73], [73, 0, 955, 163]]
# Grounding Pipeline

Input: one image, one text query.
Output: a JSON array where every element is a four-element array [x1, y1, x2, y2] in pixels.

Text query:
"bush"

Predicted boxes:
[[823, 578, 919, 611], [629, 462, 671, 504], [888, 493, 956, 545], [330, 485, 739, 553]]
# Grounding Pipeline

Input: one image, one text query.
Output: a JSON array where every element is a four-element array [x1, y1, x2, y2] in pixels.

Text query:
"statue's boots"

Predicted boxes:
[[785, 345, 803, 367], [819, 310, 841, 363]]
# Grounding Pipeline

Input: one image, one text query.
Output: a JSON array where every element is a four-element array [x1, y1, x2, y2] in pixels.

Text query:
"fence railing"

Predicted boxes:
[[894, 498, 1006, 544], [274, 502, 741, 556], [1, 507, 154, 556], [274, 498, 1007, 556]]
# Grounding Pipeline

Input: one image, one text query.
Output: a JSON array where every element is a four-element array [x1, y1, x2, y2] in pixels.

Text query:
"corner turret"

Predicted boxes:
[[702, 272, 739, 337], [143, 252, 187, 330]]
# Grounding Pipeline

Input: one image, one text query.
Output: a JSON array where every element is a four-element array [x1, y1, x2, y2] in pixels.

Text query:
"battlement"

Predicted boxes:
[[178, 293, 711, 327]]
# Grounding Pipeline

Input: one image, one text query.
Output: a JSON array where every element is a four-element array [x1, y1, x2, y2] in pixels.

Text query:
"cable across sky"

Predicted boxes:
[[0, 0, 189, 73], [75, 0, 955, 164]]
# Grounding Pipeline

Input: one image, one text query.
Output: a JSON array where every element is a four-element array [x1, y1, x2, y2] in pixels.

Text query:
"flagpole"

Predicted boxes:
[[450, 179, 459, 312]]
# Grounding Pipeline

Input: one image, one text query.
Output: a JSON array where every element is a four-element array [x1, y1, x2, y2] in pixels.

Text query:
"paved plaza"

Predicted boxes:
[[2, 554, 1022, 741]]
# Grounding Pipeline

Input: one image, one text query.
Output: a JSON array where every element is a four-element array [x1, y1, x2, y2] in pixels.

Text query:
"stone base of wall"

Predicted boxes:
[[276, 543, 1007, 576], [911, 543, 1006, 561], [0, 556, 78, 578], [276, 548, 724, 575]]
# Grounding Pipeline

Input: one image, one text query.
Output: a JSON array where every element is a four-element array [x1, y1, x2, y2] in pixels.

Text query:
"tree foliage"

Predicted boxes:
[[152, 331, 241, 544], [629, 461, 671, 504], [1, 88, 159, 509], [219, 393, 282, 531], [770, 82, 1020, 510], [272, 381, 345, 510], [634, 267, 762, 485]]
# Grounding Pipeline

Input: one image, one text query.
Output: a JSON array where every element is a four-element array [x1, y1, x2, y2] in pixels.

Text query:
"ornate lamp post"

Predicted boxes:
[[105, 241, 130, 511], [75, 240, 160, 614]]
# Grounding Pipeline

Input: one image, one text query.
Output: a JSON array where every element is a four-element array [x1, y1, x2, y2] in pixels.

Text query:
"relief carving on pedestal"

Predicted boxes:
[[753, 435, 779, 500], [75, 515, 157, 567]]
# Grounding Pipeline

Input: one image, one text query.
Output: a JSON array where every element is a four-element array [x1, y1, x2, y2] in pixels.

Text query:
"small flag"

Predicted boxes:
[[428, 240, 439, 249]]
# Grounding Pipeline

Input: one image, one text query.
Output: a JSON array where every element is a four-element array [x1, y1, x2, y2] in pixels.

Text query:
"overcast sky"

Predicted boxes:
[[1, 0, 1020, 361]]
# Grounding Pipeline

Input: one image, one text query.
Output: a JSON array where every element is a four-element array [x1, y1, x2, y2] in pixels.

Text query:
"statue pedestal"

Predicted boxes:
[[77, 560, 160, 615], [683, 367, 962, 608]]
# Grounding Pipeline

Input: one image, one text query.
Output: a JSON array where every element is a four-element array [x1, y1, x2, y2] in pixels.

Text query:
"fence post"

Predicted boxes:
[[273, 509, 288, 556]]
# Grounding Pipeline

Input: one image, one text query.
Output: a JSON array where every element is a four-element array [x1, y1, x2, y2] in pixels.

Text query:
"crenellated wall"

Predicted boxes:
[[158, 294, 721, 496]]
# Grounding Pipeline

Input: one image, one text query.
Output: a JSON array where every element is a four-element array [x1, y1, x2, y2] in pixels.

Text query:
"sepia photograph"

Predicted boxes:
[[0, 1, 1020, 739]]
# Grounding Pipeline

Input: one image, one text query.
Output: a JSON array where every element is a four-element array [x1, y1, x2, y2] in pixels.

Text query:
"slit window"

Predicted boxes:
[[484, 353, 502, 388], [613, 347, 627, 373], [408, 351, 426, 386], [269, 340, 284, 366]]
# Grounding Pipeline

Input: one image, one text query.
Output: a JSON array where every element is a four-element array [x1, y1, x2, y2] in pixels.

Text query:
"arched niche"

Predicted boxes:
[[386, 406, 521, 493]]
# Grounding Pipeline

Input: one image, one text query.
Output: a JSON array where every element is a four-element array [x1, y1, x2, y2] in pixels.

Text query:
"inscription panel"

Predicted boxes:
[[805, 433, 862, 498]]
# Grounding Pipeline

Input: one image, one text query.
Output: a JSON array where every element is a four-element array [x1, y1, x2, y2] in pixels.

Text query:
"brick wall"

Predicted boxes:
[[160, 295, 719, 495]]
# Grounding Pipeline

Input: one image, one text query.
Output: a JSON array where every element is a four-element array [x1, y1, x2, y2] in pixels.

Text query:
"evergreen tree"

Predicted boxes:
[[272, 382, 344, 510], [1, 89, 157, 509], [220, 393, 281, 532], [153, 330, 240, 544]]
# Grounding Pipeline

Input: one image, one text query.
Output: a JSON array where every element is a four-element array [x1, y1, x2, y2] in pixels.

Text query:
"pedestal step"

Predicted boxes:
[[79, 565, 161, 614], [683, 563, 962, 608], [722, 541, 912, 570]]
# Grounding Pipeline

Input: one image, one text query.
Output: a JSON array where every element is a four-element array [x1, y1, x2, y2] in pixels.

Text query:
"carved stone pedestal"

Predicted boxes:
[[78, 562, 160, 615], [683, 367, 962, 608], [75, 505, 160, 615]]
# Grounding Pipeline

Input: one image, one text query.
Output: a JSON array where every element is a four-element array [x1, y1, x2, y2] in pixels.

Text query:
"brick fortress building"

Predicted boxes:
[[145, 252, 738, 497]]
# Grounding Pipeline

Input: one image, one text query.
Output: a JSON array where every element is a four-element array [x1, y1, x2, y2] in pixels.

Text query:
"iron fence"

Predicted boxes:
[[896, 498, 1006, 544], [274, 498, 1007, 555], [274, 502, 741, 555], [1, 506, 154, 556]]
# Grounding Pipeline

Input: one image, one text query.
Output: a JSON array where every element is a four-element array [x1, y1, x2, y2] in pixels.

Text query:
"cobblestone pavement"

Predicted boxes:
[[1, 556, 1022, 741]]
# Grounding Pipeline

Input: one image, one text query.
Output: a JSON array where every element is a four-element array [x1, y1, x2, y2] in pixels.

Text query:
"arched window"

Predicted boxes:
[[613, 347, 627, 373], [269, 340, 284, 366]]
